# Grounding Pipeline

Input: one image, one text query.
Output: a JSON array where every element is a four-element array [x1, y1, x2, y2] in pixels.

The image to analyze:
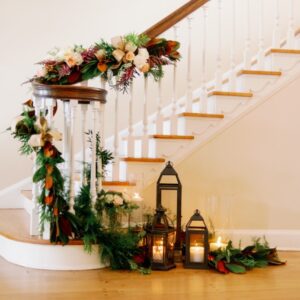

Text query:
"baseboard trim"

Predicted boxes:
[[216, 229, 300, 251]]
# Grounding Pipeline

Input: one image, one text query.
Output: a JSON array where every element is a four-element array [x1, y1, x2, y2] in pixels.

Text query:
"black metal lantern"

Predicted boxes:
[[156, 161, 182, 249], [184, 209, 209, 269], [145, 205, 176, 270]]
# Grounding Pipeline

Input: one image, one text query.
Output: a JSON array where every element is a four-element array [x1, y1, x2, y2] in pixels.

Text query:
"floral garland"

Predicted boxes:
[[33, 33, 180, 92]]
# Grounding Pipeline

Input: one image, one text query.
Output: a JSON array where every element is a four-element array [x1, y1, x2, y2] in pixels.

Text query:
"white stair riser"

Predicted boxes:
[[207, 96, 250, 115], [149, 138, 194, 158], [236, 74, 281, 93], [265, 53, 300, 71], [178, 116, 223, 136]]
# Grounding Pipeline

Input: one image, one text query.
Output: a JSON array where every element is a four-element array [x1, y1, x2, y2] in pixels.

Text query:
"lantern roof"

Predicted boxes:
[[186, 209, 208, 230], [148, 205, 175, 232], [157, 161, 181, 185]]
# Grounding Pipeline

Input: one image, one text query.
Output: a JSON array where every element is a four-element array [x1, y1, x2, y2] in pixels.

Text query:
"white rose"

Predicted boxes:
[[111, 36, 124, 50], [73, 52, 83, 65], [133, 54, 147, 69], [138, 48, 149, 59], [95, 49, 106, 61], [36, 67, 47, 77], [114, 195, 124, 205]]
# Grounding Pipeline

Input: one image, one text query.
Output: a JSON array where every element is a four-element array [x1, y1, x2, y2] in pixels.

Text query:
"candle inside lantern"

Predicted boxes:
[[189, 244, 205, 263], [132, 192, 143, 202], [152, 240, 164, 262], [210, 236, 227, 251]]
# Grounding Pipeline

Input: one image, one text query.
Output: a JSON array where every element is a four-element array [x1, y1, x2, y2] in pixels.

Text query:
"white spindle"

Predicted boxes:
[[100, 78, 106, 149], [90, 102, 97, 203], [243, 0, 251, 69], [68, 101, 77, 213], [272, 0, 280, 48], [200, 4, 208, 113], [127, 84, 135, 157], [257, 0, 264, 69], [156, 79, 164, 133], [215, 0, 222, 89], [113, 91, 120, 180], [170, 25, 178, 134], [30, 97, 42, 236], [80, 103, 88, 185], [63, 101, 71, 193], [228, 0, 236, 91], [45, 99, 55, 124], [141, 77, 149, 156], [185, 16, 193, 112], [286, 0, 295, 48]]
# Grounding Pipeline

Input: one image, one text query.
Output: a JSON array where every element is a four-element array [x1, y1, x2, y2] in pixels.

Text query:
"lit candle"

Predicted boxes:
[[210, 236, 227, 251], [132, 192, 143, 202], [152, 244, 164, 262], [190, 245, 205, 263]]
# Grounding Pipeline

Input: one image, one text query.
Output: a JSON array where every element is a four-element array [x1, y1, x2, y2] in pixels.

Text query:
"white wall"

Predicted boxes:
[[143, 73, 300, 231]]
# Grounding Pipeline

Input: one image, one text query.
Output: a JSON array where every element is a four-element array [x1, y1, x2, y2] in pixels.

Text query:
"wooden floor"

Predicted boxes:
[[0, 252, 299, 300]]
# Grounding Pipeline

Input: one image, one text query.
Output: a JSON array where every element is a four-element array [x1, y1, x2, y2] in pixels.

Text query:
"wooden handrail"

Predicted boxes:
[[142, 0, 209, 39], [32, 82, 107, 103]]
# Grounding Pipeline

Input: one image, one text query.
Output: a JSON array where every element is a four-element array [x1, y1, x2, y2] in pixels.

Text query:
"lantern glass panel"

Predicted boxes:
[[167, 232, 175, 261], [152, 235, 165, 263], [189, 232, 205, 263]]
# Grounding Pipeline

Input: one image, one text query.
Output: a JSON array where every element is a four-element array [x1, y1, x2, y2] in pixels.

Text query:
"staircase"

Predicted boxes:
[[1, 0, 300, 269]]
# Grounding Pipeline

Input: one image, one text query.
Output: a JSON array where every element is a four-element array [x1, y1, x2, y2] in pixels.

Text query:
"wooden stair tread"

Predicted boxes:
[[238, 70, 282, 76], [0, 209, 84, 245], [121, 157, 165, 163], [150, 134, 194, 140], [266, 48, 300, 55], [208, 91, 253, 97], [102, 181, 135, 186], [179, 112, 224, 119]]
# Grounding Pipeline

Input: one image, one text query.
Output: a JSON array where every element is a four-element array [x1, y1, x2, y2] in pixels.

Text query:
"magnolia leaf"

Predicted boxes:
[[33, 166, 46, 182], [268, 259, 286, 265], [254, 259, 268, 268], [226, 263, 246, 274]]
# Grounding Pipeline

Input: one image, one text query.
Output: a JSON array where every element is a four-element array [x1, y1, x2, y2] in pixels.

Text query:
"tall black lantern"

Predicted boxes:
[[156, 161, 182, 249], [184, 209, 209, 269], [145, 205, 176, 270]]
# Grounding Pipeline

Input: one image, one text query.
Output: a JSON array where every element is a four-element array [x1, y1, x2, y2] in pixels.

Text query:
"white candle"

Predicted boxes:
[[190, 245, 205, 263], [210, 236, 227, 251], [152, 245, 164, 262]]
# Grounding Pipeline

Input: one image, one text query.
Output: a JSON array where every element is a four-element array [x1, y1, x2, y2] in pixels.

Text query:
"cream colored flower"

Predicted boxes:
[[36, 67, 47, 77], [64, 50, 83, 67], [125, 41, 137, 53], [111, 36, 125, 50], [112, 49, 125, 62], [114, 194, 124, 205], [125, 51, 135, 62], [138, 48, 149, 59], [95, 49, 106, 61], [133, 48, 150, 69]]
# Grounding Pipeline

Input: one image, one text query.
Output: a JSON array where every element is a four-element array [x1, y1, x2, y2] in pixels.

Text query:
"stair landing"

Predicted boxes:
[[0, 208, 105, 270]]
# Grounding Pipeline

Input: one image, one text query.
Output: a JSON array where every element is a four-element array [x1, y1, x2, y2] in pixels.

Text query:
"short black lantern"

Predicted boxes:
[[156, 161, 182, 249], [146, 205, 176, 270], [184, 209, 209, 269]]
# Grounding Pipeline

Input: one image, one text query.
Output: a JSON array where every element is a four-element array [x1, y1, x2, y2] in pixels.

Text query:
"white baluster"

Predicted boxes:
[[272, 0, 280, 48], [30, 97, 42, 236], [127, 84, 135, 157], [45, 98, 55, 125], [100, 78, 106, 149], [113, 91, 120, 180], [156, 79, 164, 133], [142, 77, 149, 156], [69, 101, 77, 213], [200, 4, 208, 113], [185, 16, 193, 112], [286, 0, 295, 48], [243, 0, 251, 69], [228, 0, 236, 91], [215, 0, 222, 90], [170, 25, 178, 134], [63, 101, 71, 193], [90, 102, 98, 204], [257, 0, 264, 69], [80, 103, 88, 186]]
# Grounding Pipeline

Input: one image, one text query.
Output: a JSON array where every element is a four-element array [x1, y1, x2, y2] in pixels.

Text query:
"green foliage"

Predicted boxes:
[[209, 237, 286, 274], [124, 33, 150, 47], [98, 230, 141, 270]]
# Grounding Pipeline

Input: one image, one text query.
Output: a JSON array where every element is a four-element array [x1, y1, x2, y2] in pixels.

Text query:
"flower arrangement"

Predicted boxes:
[[33, 33, 180, 92]]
